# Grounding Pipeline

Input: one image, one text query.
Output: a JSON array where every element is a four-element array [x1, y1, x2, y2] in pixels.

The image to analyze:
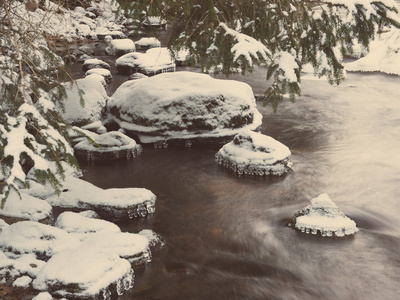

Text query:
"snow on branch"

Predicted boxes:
[[219, 22, 272, 66]]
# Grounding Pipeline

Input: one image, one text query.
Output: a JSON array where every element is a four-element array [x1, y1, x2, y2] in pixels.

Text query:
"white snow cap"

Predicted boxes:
[[293, 193, 358, 237], [216, 130, 292, 176], [32, 248, 132, 298]]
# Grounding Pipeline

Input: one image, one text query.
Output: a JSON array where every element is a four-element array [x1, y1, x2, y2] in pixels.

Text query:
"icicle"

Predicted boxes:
[[143, 248, 152, 263], [127, 207, 135, 219], [117, 279, 124, 296], [185, 139, 192, 148], [87, 150, 93, 160], [137, 204, 147, 217], [102, 288, 111, 300], [162, 140, 168, 148], [311, 229, 317, 235], [146, 201, 156, 214]]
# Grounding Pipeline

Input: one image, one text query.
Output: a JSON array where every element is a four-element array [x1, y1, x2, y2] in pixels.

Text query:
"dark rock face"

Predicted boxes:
[[107, 72, 262, 144]]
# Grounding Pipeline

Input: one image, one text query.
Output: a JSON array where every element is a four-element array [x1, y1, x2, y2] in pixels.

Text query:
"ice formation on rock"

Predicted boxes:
[[128, 72, 148, 80], [107, 72, 262, 144], [105, 38, 136, 56], [74, 131, 143, 160], [289, 193, 358, 237], [115, 47, 176, 75], [0, 190, 52, 222], [215, 130, 292, 176], [0, 221, 80, 259], [32, 248, 134, 299]]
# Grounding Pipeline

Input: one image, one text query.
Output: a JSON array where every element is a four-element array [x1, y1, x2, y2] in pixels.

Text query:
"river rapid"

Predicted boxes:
[[73, 36, 400, 299]]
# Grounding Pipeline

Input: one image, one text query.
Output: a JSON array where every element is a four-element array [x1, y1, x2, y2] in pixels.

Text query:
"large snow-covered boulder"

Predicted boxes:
[[107, 71, 263, 144], [73, 131, 143, 160], [115, 47, 175, 75], [105, 38, 136, 56], [55, 211, 121, 241], [44, 177, 156, 221], [215, 130, 292, 176], [56, 76, 108, 126], [0, 190, 53, 222], [0, 221, 80, 259], [32, 248, 134, 299], [289, 193, 358, 237]]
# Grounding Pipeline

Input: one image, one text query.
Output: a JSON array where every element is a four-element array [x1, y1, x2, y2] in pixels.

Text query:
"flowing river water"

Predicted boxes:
[[72, 34, 400, 300]]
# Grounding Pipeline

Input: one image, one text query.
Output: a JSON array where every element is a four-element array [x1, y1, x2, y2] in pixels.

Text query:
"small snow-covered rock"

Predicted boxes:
[[55, 211, 121, 241], [74, 131, 143, 160], [0, 221, 80, 259], [142, 16, 167, 29], [32, 292, 53, 300], [0, 190, 53, 222], [12, 275, 32, 287], [85, 68, 113, 84], [289, 193, 358, 237], [82, 58, 111, 72], [105, 38, 136, 56], [56, 76, 108, 126], [81, 232, 150, 265], [32, 248, 133, 299], [45, 177, 156, 221], [0, 253, 46, 279], [128, 72, 148, 80], [134, 37, 161, 51], [138, 229, 165, 250], [215, 130, 292, 176], [107, 71, 262, 144], [115, 47, 175, 75]]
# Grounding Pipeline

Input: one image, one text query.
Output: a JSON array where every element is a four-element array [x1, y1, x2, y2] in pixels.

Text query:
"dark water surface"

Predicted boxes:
[[75, 32, 400, 300]]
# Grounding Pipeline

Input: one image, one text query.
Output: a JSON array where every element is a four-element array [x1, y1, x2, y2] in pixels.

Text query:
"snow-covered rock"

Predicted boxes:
[[289, 193, 358, 237], [115, 47, 175, 75], [0, 190, 53, 222], [107, 71, 263, 144], [215, 130, 292, 176], [0, 221, 80, 259], [44, 177, 156, 221], [128, 72, 148, 80], [82, 58, 111, 72], [12, 275, 32, 287], [55, 211, 121, 241], [73, 131, 143, 160], [138, 229, 165, 250], [56, 76, 108, 126], [134, 37, 161, 51], [32, 292, 53, 300], [345, 30, 400, 75], [142, 16, 167, 29], [32, 248, 134, 299], [85, 68, 113, 84], [105, 38, 136, 56], [81, 232, 151, 265], [0, 253, 46, 280]]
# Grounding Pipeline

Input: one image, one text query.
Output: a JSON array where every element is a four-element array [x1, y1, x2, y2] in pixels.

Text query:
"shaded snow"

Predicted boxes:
[[0, 190, 52, 221]]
